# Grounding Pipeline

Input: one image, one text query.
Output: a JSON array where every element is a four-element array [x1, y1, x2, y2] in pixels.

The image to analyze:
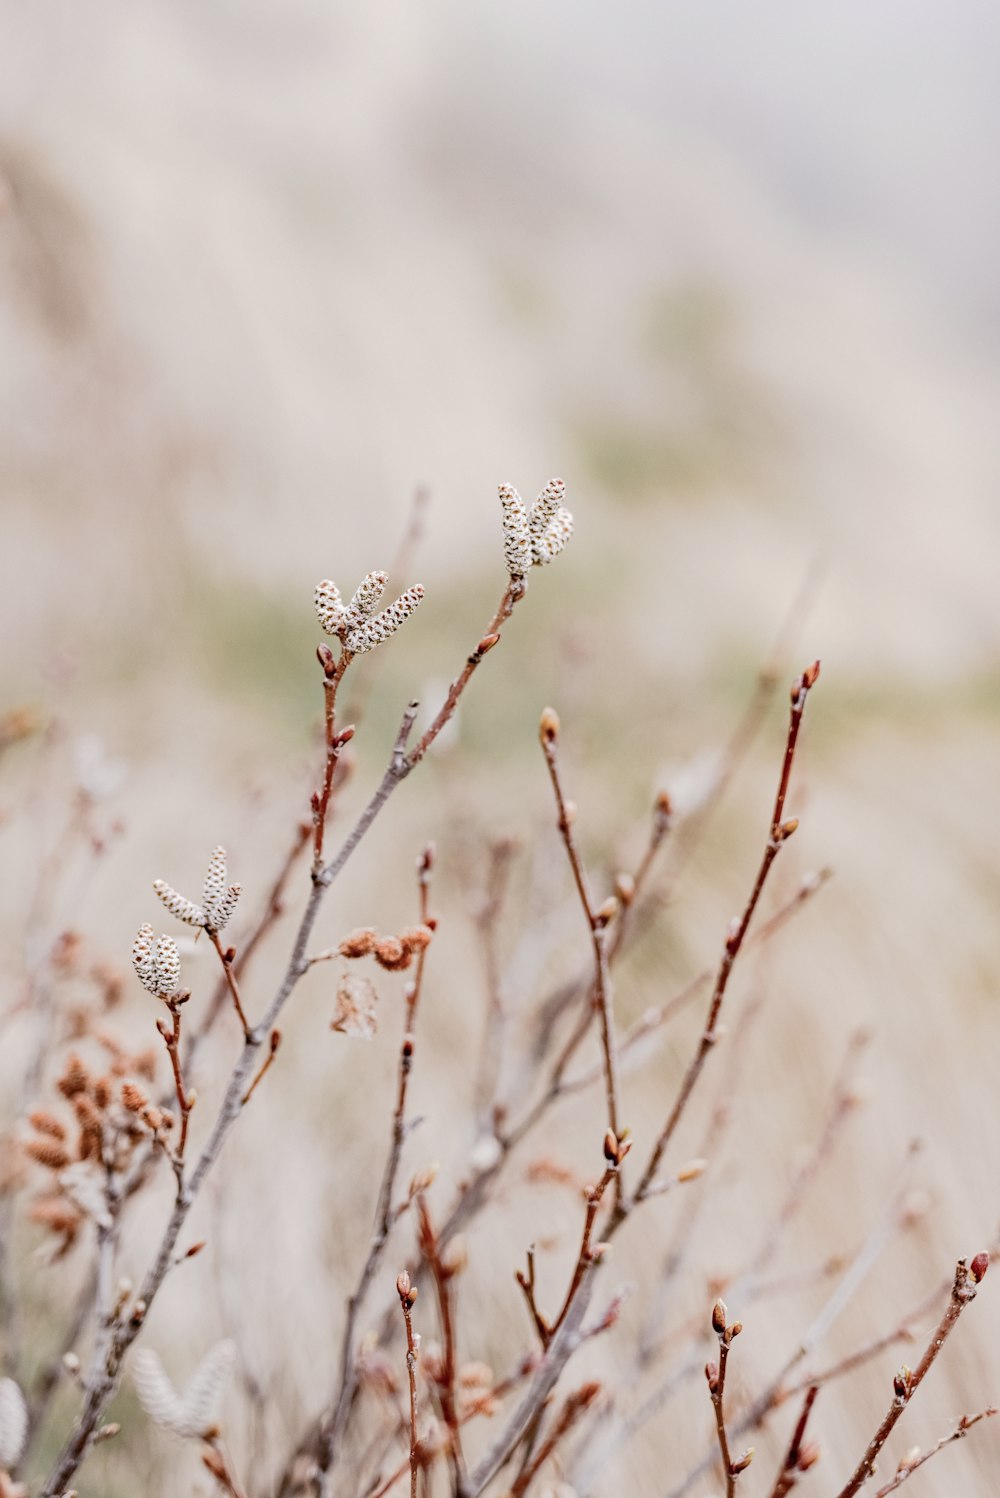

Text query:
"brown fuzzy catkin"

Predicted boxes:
[[338, 928, 378, 959], [28, 1111, 66, 1141], [25, 1138, 71, 1171]]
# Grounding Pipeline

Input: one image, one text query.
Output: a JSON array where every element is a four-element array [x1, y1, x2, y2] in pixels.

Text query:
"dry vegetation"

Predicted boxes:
[[0, 484, 995, 1498]]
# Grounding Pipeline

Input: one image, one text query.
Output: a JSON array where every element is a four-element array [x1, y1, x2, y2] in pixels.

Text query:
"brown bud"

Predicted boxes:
[[374, 937, 412, 972], [731, 1447, 754, 1475], [563, 799, 578, 826], [478, 632, 501, 654], [711, 1299, 728, 1336], [802, 660, 821, 688], [970, 1251, 990, 1283], [704, 1360, 719, 1391], [655, 788, 673, 820], [317, 643, 337, 677], [725, 1321, 743, 1343], [898, 1447, 921, 1474], [184, 1240, 207, 1259], [334, 724, 356, 747], [409, 1163, 438, 1196], [595, 896, 619, 927], [269, 1029, 282, 1054], [614, 873, 636, 906], [798, 1441, 821, 1471], [893, 1365, 912, 1400], [677, 1158, 708, 1183], [777, 817, 799, 841], [396, 1270, 411, 1299], [603, 1129, 619, 1164], [539, 707, 560, 744]]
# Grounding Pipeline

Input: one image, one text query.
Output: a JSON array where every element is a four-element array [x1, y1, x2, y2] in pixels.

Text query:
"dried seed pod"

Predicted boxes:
[[338, 927, 378, 959], [314, 579, 346, 635], [399, 924, 433, 952], [373, 937, 412, 972], [152, 881, 206, 930], [345, 585, 424, 654], [499, 484, 531, 576]]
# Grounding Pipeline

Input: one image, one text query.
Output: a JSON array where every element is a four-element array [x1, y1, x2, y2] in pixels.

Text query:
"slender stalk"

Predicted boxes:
[[834, 1256, 988, 1498], [767, 1385, 819, 1498], [620, 662, 819, 1224], [208, 929, 252, 1039], [872, 1406, 997, 1496]]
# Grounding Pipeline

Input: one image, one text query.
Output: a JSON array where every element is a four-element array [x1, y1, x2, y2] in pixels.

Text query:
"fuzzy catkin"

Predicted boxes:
[[153, 935, 181, 996], [345, 585, 424, 654], [528, 477, 565, 543], [152, 880, 206, 930], [314, 579, 345, 636], [532, 507, 574, 564], [343, 570, 389, 631], [499, 484, 531, 576], [202, 847, 228, 926], [132, 924, 157, 992]]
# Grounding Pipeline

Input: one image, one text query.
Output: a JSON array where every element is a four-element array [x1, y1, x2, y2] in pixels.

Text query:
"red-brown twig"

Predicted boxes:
[[156, 998, 193, 1160], [706, 1300, 752, 1496], [872, 1405, 997, 1495], [538, 708, 621, 1141], [312, 650, 354, 875], [406, 579, 523, 769], [516, 1135, 630, 1351], [415, 1194, 465, 1486], [768, 1385, 820, 1498], [834, 1254, 990, 1498], [303, 848, 436, 1487], [202, 1437, 249, 1498], [191, 820, 311, 1054], [207, 929, 252, 1039], [395, 1272, 420, 1498], [241, 1029, 281, 1105], [472, 837, 517, 1133], [40, 581, 519, 1498], [620, 661, 820, 1224], [510, 1381, 601, 1497]]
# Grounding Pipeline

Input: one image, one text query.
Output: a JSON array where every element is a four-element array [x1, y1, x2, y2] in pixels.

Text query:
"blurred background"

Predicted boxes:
[[2, 3, 1000, 1495]]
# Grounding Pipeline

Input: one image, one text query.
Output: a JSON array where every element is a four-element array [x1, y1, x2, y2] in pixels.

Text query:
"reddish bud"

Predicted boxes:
[[731, 1447, 754, 1475], [798, 1442, 821, 1471], [893, 1365, 912, 1400], [334, 724, 356, 747], [603, 1129, 619, 1164], [269, 1029, 282, 1054], [478, 632, 501, 654], [704, 1360, 719, 1391], [539, 707, 560, 744], [317, 644, 337, 676], [778, 817, 799, 841], [711, 1299, 728, 1335], [803, 660, 821, 688], [970, 1251, 990, 1283]]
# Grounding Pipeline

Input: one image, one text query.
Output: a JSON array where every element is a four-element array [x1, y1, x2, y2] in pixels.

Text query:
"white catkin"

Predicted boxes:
[[0, 1378, 27, 1469], [178, 1340, 237, 1437], [499, 484, 532, 576], [314, 579, 345, 635], [343, 570, 389, 631], [153, 935, 181, 996], [532, 507, 574, 565], [132, 1350, 184, 1433], [202, 846, 228, 928], [213, 884, 241, 933], [528, 476, 565, 543], [345, 585, 424, 654], [153, 880, 206, 930], [131, 924, 157, 993]]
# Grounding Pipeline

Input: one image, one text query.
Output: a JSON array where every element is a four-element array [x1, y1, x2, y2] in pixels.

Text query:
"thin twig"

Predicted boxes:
[[872, 1405, 997, 1496], [156, 998, 194, 1161], [767, 1385, 819, 1498], [539, 710, 621, 1140], [509, 1382, 601, 1497], [834, 1255, 989, 1498], [39, 583, 520, 1498], [396, 1273, 421, 1498], [618, 662, 820, 1225], [207, 929, 252, 1039]]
